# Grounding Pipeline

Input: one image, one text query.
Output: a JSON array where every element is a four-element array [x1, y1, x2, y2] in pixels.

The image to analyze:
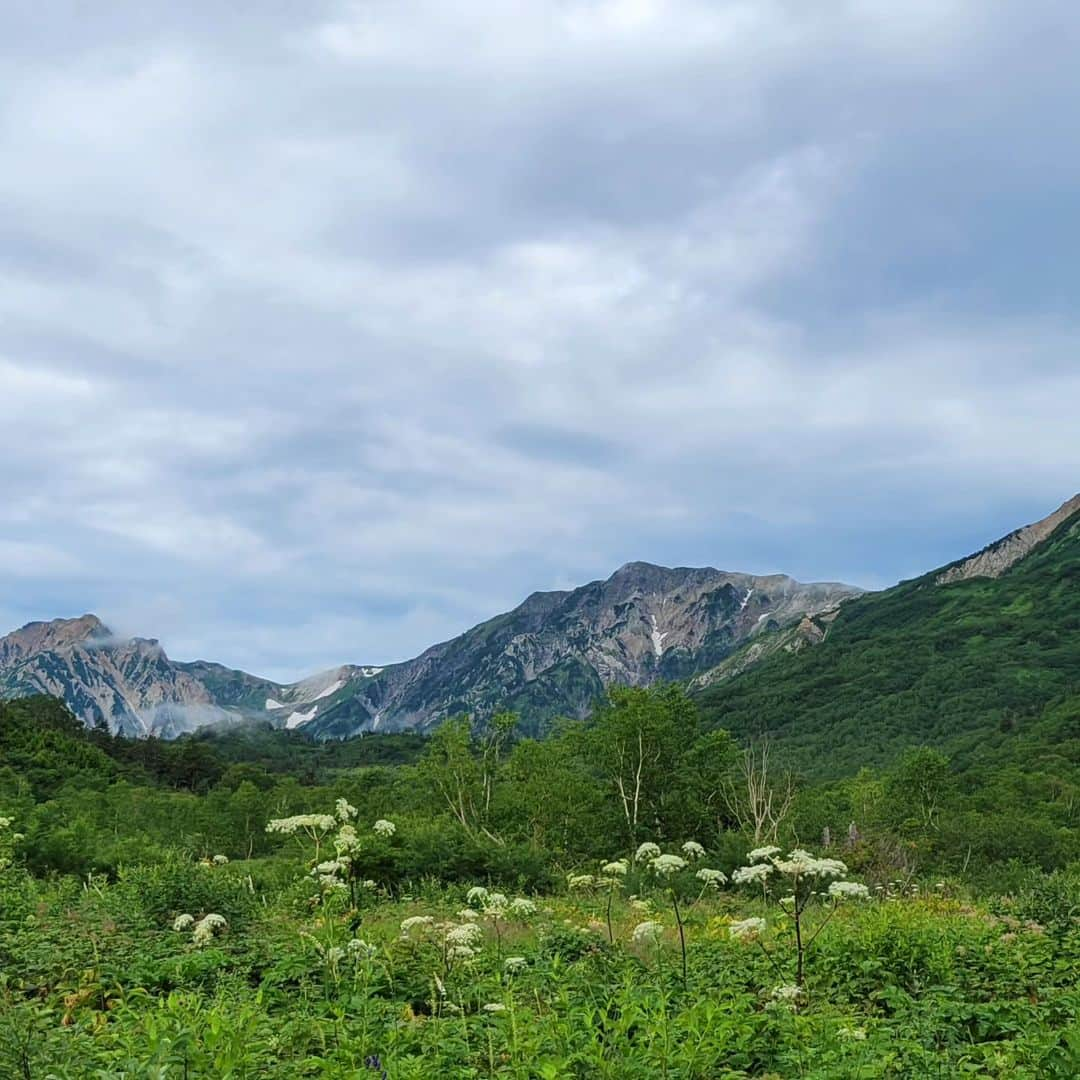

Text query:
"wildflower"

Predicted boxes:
[[504, 956, 527, 974], [326, 946, 346, 966], [771, 984, 803, 1004], [466, 886, 490, 905], [748, 845, 781, 863], [774, 850, 848, 878], [828, 881, 870, 901], [335, 798, 358, 822], [347, 938, 378, 960], [567, 873, 596, 890], [173, 913, 195, 932], [631, 920, 665, 945], [433, 974, 446, 996], [373, 819, 396, 838], [729, 917, 766, 942], [482, 1002, 507, 1013], [681, 841, 706, 860], [212, 854, 229, 866], [400, 915, 435, 936], [445, 923, 484, 948], [732, 863, 773, 885], [630, 898, 653, 912], [265, 814, 336, 835], [333, 824, 361, 858], [601, 859, 629, 876], [509, 897, 537, 918], [635, 842, 661, 861], [482, 892, 509, 917], [457, 908, 480, 921], [192, 913, 227, 946], [695, 868, 727, 888], [650, 853, 688, 876], [448, 945, 476, 960]]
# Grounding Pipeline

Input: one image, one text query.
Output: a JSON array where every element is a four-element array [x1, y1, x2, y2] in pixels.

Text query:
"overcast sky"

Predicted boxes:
[[2, 1, 1079, 680]]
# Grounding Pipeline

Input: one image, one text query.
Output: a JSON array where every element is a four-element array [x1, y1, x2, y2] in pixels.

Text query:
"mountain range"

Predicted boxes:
[[0, 563, 859, 739]]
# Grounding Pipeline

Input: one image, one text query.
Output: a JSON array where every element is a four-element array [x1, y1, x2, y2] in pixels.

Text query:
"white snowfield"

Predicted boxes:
[[265, 697, 284, 710], [286, 706, 318, 730], [313, 679, 343, 701], [649, 615, 668, 658]]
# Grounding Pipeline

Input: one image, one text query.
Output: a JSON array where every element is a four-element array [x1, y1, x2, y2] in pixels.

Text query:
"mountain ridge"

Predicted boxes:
[[0, 560, 859, 739]]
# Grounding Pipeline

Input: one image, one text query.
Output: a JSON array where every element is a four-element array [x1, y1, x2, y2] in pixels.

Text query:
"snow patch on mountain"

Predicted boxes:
[[286, 706, 318, 730]]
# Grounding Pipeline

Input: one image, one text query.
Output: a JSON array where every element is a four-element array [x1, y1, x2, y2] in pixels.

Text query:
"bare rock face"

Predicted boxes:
[[937, 494, 1080, 586], [299, 563, 862, 739]]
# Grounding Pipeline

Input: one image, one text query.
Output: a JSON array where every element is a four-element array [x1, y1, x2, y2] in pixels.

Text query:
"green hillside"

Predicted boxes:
[[697, 504, 1080, 778]]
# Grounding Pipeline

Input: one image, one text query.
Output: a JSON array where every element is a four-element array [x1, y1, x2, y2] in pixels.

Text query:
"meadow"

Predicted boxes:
[[1, 690, 1079, 1077], [1, 812, 1079, 1078]]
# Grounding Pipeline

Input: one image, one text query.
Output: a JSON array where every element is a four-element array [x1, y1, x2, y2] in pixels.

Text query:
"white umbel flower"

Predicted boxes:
[[828, 881, 870, 900], [373, 819, 396, 837], [567, 873, 596, 890], [681, 841, 706, 860], [466, 886, 490, 905], [771, 984, 803, 1004], [601, 859, 629, 876], [266, 814, 336, 835], [482, 892, 509, 917], [631, 920, 665, 945], [695, 868, 727, 888], [192, 913, 228, 946], [651, 854, 688, 876], [445, 923, 484, 948], [747, 845, 782, 863], [173, 913, 194, 932], [733, 863, 773, 885], [335, 798, 358, 822], [504, 956, 527, 974], [635, 842, 661, 861], [212, 854, 229, 865], [509, 897, 537, 917], [729, 917, 766, 942], [774, 849, 847, 878], [400, 915, 435, 935]]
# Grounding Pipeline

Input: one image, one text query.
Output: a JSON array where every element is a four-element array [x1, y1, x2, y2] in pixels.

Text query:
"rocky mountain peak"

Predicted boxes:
[[0, 614, 111, 666], [937, 494, 1080, 585]]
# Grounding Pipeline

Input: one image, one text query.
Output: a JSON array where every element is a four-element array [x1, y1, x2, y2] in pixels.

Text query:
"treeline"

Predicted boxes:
[[2, 687, 1077, 892]]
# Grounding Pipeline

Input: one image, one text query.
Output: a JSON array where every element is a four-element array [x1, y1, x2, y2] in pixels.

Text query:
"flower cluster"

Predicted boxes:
[[729, 916, 766, 942], [828, 880, 871, 900], [681, 841, 706, 860], [695, 868, 727, 889], [192, 913, 228, 947], [631, 920, 665, 945], [266, 814, 337, 836], [373, 819, 396, 838], [650, 853, 688, 876]]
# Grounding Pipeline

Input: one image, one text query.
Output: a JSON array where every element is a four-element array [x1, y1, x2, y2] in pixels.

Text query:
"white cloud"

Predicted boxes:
[[0, 1, 1077, 678]]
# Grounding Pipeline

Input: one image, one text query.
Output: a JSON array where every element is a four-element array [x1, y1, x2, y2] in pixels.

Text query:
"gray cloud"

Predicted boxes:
[[1, 1, 1078, 680]]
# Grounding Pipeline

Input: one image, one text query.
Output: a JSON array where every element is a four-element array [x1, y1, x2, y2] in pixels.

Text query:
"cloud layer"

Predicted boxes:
[[2, 1, 1078, 679]]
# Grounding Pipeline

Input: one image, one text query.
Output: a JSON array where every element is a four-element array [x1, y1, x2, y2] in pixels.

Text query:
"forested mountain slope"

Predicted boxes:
[[697, 496, 1080, 777]]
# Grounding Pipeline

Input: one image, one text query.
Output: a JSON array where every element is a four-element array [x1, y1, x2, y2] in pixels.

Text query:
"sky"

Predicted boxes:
[[2, 1, 1079, 681]]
